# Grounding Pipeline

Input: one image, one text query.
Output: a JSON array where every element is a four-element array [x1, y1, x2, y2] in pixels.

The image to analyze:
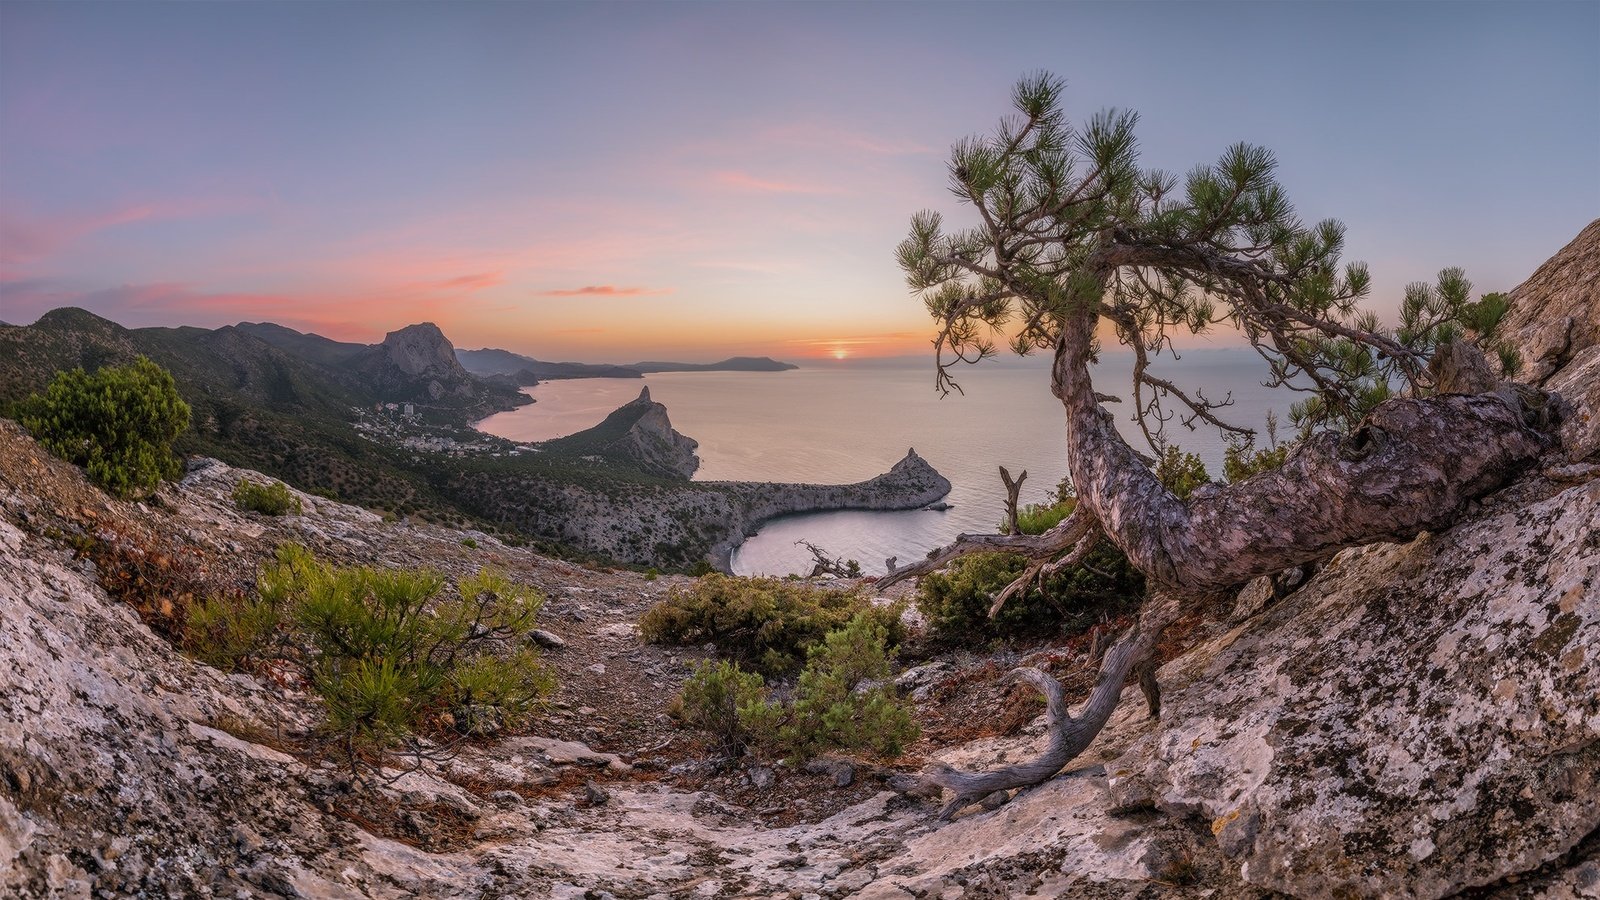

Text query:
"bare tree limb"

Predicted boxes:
[[893, 593, 1180, 819], [999, 465, 1027, 534], [874, 503, 1097, 591]]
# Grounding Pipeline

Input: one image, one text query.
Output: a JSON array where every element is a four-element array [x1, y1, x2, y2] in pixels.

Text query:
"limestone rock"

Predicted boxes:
[[1120, 475, 1600, 897], [381, 322, 467, 378], [1502, 219, 1600, 385], [530, 628, 568, 650]]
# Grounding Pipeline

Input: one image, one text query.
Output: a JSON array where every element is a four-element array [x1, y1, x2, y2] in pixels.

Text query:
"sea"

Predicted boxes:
[[474, 350, 1294, 577]]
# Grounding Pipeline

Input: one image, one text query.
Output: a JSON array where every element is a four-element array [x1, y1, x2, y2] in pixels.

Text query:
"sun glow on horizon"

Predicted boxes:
[[831, 347, 849, 360]]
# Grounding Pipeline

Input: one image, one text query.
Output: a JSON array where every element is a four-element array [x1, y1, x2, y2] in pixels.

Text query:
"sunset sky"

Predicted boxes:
[[2, 2, 1596, 361]]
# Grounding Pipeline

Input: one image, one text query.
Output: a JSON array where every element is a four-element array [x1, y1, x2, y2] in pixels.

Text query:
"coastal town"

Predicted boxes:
[[352, 401, 536, 458]]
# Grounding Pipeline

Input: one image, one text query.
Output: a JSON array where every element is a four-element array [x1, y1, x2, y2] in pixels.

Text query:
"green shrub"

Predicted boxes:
[[674, 659, 768, 753], [640, 574, 903, 675], [185, 593, 281, 672], [687, 560, 717, 577], [211, 544, 554, 771], [1461, 291, 1511, 339], [675, 614, 918, 762], [743, 613, 918, 761], [461, 537, 479, 549], [1222, 440, 1290, 484], [1154, 446, 1210, 499], [20, 356, 191, 499], [1014, 500, 1075, 535], [915, 543, 1142, 642], [233, 479, 302, 516]]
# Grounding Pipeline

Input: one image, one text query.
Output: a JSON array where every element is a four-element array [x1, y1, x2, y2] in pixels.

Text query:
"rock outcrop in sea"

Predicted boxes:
[[0, 221, 1595, 897], [543, 386, 701, 479]]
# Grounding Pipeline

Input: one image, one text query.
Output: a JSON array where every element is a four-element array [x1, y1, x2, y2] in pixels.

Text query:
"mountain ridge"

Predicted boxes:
[[0, 307, 945, 571]]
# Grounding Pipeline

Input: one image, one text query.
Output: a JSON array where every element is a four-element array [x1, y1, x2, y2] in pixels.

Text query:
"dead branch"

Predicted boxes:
[[796, 540, 861, 578], [893, 593, 1179, 819], [999, 465, 1027, 534]]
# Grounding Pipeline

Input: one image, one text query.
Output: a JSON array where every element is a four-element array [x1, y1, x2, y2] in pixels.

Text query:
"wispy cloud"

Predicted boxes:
[[430, 272, 504, 291], [708, 170, 840, 195], [0, 197, 252, 276], [755, 123, 936, 157], [539, 285, 673, 297]]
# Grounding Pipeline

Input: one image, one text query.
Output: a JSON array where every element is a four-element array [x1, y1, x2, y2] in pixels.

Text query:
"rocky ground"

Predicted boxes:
[[1, 222, 1597, 898], [0, 419, 1238, 898]]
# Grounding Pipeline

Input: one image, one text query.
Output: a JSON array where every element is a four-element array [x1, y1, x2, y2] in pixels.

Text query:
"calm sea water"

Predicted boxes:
[[475, 351, 1293, 576]]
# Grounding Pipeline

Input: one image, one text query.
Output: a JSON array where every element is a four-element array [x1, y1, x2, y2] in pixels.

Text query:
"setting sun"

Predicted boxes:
[[831, 347, 849, 360]]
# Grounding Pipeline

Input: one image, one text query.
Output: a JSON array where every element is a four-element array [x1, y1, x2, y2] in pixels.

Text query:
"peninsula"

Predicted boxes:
[[454, 386, 951, 570]]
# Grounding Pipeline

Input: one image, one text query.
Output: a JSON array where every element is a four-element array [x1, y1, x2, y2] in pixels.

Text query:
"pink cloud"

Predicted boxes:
[[539, 285, 672, 297], [0, 197, 254, 278], [428, 271, 504, 291], [708, 170, 840, 195]]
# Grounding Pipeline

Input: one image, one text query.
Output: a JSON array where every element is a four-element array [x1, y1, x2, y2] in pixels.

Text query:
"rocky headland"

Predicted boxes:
[[540, 386, 702, 480], [453, 425, 952, 571], [0, 221, 1596, 898], [457, 384, 952, 571]]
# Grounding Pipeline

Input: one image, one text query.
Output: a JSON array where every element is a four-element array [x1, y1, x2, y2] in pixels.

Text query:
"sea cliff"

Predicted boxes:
[[450, 443, 951, 571]]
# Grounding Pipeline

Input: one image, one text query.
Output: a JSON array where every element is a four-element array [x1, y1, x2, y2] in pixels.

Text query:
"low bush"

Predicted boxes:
[[1222, 440, 1290, 484], [640, 574, 903, 675], [750, 612, 918, 761], [233, 479, 302, 516], [1153, 445, 1210, 499], [673, 659, 768, 754], [20, 356, 191, 499], [674, 613, 917, 762], [1014, 500, 1074, 535], [915, 542, 1143, 642], [187, 543, 555, 775], [185, 593, 282, 672]]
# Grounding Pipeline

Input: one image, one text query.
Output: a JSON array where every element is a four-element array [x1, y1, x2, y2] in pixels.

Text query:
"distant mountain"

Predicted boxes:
[[0, 309, 531, 522], [455, 348, 642, 382], [348, 323, 498, 405], [456, 348, 797, 381], [631, 356, 797, 373], [236, 322, 367, 368]]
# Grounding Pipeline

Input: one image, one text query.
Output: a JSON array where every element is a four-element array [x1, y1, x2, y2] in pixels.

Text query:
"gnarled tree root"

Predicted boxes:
[[893, 597, 1177, 820]]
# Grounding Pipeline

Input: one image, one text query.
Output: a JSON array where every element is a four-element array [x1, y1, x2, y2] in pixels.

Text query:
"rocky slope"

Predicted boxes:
[[1499, 218, 1599, 387], [2, 225, 1597, 898], [2, 403, 1592, 897]]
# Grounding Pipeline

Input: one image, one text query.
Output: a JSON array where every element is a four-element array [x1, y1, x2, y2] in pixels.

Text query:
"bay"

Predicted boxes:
[[475, 350, 1294, 576]]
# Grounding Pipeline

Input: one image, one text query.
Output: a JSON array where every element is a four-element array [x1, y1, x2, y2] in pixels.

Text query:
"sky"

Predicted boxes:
[[1, 2, 1596, 362]]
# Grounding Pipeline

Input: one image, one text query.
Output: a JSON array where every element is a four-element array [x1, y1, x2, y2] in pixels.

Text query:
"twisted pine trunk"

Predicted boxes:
[[1052, 305, 1554, 593], [900, 304, 1556, 820]]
